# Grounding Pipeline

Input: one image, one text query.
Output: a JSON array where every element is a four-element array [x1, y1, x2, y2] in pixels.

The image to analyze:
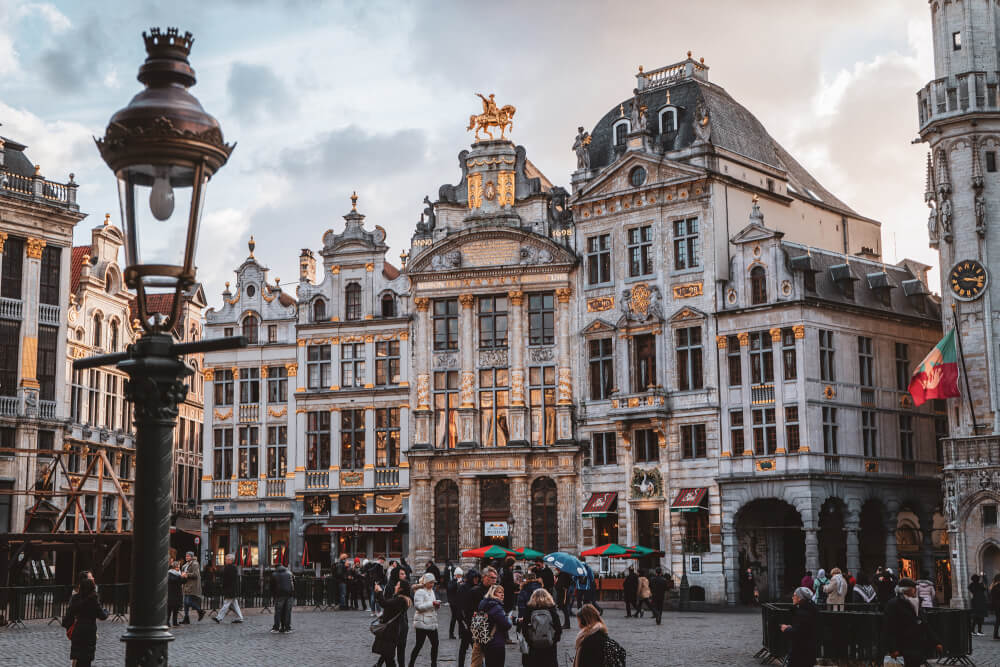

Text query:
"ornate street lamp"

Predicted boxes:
[[75, 28, 245, 666]]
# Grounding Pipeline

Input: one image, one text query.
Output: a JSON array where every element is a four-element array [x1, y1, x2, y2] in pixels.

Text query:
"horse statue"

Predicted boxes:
[[467, 93, 516, 141]]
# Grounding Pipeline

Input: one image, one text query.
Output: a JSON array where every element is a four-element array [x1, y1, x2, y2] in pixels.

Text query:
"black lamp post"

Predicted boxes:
[[678, 518, 690, 611], [74, 28, 244, 666]]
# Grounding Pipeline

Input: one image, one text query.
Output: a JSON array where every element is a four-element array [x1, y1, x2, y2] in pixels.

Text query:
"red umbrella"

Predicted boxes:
[[581, 544, 636, 557], [461, 545, 518, 559]]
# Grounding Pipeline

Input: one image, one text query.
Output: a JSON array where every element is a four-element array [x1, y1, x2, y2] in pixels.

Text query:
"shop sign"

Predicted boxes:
[[484, 521, 509, 537]]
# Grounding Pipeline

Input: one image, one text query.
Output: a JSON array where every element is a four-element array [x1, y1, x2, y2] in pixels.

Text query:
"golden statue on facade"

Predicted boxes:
[[468, 93, 516, 142]]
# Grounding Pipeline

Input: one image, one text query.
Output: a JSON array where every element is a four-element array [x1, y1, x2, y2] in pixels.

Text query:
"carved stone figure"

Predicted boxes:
[[976, 190, 986, 237], [630, 89, 642, 130], [416, 374, 430, 410], [939, 197, 953, 240], [422, 195, 437, 230], [927, 200, 939, 246], [694, 100, 711, 144], [573, 126, 592, 170], [549, 186, 573, 226], [519, 245, 553, 265], [430, 250, 461, 271], [621, 283, 662, 322], [529, 347, 554, 363]]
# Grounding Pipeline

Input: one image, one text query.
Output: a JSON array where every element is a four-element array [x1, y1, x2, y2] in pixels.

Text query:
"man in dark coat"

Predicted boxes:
[[517, 570, 543, 620], [370, 556, 387, 615], [457, 569, 485, 667], [270, 563, 294, 633], [740, 567, 756, 605], [537, 562, 555, 594], [372, 581, 411, 667], [780, 587, 819, 667], [501, 556, 517, 613], [554, 566, 574, 629], [876, 567, 897, 610], [333, 553, 348, 610], [446, 566, 464, 639], [883, 578, 943, 667], [623, 567, 639, 618], [213, 553, 244, 623], [649, 568, 669, 624]]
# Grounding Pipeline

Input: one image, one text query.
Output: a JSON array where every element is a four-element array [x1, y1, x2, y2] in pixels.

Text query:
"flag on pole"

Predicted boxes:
[[908, 328, 960, 406]]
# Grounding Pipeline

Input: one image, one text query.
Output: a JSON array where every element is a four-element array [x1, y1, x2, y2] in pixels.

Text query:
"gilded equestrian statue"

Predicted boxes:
[[468, 93, 516, 142]]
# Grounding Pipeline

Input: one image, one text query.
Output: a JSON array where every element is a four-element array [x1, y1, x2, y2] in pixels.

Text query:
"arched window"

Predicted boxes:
[[92, 315, 102, 348], [313, 298, 326, 322], [105, 270, 116, 294], [612, 119, 631, 146], [381, 293, 395, 318], [242, 314, 259, 344], [434, 480, 459, 561], [531, 477, 558, 554], [345, 283, 362, 321], [658, 107, 678, 134], [109, 320, 119, 353], [750, 266, 767, 305]]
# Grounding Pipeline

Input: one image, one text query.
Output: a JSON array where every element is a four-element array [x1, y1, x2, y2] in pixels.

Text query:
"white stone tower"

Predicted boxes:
[[919, 0, 1000, 607]]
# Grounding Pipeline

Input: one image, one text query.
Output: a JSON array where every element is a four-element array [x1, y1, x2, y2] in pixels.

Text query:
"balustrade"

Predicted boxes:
[[374, 467, 399, 488], [212, 480, 231, 499], [39, 303, 60, 326], [305, 471, 329, 489], [0, 297, 22, 321]]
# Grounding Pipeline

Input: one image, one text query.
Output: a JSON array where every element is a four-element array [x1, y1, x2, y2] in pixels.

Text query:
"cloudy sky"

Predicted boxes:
[[0, 0, 938, 301]]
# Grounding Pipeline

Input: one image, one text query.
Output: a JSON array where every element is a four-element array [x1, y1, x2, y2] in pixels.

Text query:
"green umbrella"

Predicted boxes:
[[621, 545, 665, 558], [461, 545, 518, 559], [512, 547, 544, 560]]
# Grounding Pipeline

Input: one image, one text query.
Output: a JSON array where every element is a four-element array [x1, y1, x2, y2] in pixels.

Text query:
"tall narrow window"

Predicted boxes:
[[676, 327, 703, 391], [71, 369, 85, 423], [858, 336, 874, 388], [237, 425, 259, 478], [109, 320, 119, 353], [673, 218, 699, 270], [529, 366, 556, 447], [214, 369, 234, 406], [242, 314, 259, 344], [345, 283, 362, 321], [39, 245, 61, 305], [862, 410, 878, 458], [268, 427, 287, 478], [375, 408, 400, 467], [37, 325, 58, 401], [613, 121, 628, 146], [895, 343, 910, 391], [433, 371, 459, 449], [479, 368, 509, 448], [267, 366, 288, 403], [822, 407, 838, 454], [381, 293, 396, 318], [433, 299, 458, 350], [213, 428, 232, 479], [587, 234, 612, 285], [633, 334, 656, 391], [0, 321, 19, 397], [752, 408, 777, 455], [93, 314, 102, 348], [784, 406, 799, 452], [730, 410, 745, 456], [681, 424, 707, 459], [105, 374, 119, 430], [750, 266, 767, 305], [589, 338, 614, 400], [627, 226, 653, 277], [375, 341, 400, 386], [727, 335, 742, 387], [591, 432, 617, 466], [899, 415, 914, 461], [341, 409, 365, 470], [633, 429, 658, 463], [313, 299, 326, 322], [434, 481, 459, 561], [781, 328, 797, 381], [819, 330, 836, 382], [88, 370, 100, 424], [1, 236, 24, 300], [306, 411, 331, 470], [749, 331, 774, 385], [307, 344, 331, 389], [341, 342, 365, 388], [528, 293, 554, 346], [478, 295, 508, 349], [531, 478, 559, 554], [239, 368, 260, 404], [267, 324, 278, 343]]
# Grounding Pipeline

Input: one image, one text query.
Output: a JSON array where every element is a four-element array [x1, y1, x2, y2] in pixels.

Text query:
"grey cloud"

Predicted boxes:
[[36, 18, 110, 93], [278, 126, 428, 179], [227, 62, 293, 121]]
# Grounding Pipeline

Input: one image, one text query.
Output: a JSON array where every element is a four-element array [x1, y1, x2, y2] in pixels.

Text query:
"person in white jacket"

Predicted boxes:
[[408, 573, 441, 667], [823, 567, 848, 611]]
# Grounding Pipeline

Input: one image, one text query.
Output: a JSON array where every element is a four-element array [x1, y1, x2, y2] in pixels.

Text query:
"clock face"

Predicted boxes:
[[949, 259, 988, 301]]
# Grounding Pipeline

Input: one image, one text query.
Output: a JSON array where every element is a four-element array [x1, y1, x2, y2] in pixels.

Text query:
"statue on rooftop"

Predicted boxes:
[[572, 127, 591, 170]]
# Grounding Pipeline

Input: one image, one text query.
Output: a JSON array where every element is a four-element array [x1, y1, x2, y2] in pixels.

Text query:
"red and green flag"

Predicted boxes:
[[908, 328, 960, 406]]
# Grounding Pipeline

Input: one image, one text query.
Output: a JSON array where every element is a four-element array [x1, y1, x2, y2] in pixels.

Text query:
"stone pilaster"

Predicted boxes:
[[556, 474, 578, 553], [509, 476, 530, 548], [20, 239, 44, 393], [555, 287, 574, 444], [457, 294, 477, 447], [459, 477, 480, 567], [919, 512, 935, 580], [508, 291, 528, 446], [885, 520, 899, 572], [412, 298, 432, 449], [411, 477, 433, 563], [722, 519, 739, 604], [803, 523, 819, 574]]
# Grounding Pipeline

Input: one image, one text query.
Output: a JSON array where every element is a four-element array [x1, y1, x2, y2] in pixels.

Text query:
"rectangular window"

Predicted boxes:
[[895, 343, 910, 391], [267, 366, 287, 403], [88, 370, 100, 425], [38, 429, 54, 458], [340, 342, 365, 388], [375, 408, 400, 467], [267, 324, 278, 343], [306, 411, 331, 470], [673, 218, 699, 270], [822, 407, 838, 454], [586, 234, 612, 285], [987, 151, 997, 173], [528, 293, 555, 346], [633, 334, 656, 392], [529, 366, 556, 447], [375, 341, 400, 386], [345, 285, 362, 321], [899, 415, 914, 460], [239, 367, 260, 404], [479, 368, 509, 448], [39, 245, 61, 306], [749, 331, 774, 385], [341, 409, 365, 470], [266, 425, 287, 478], [591, 432, 617, 466], [224, 327, 233, 338], [727, 336, 742, 387], [633, 428, 658, 463], [858, 336, 874, 388], [781, 328, 797, 381], [106, 374, 119, 430], [70, 369, 84, 423], [213, 427, 233, 479], [627, 225, 653, 277], [307, 344, 331, 389], [819, 330, 836, 382], [0, 320, 19, 397], [935, 416, 948, 465], [433, 299, 458, 350], [676, 327, 703, 391], [433, 371, 459, 449], [589, 338, 614, 400], [478, 295, 508, 349], [237, 425, 259, 479], [752, 408, 777, 455], [953, 31, 962, 50], [681, 423, 707, 459], [214, 369, 234, 406], [785, 406, 800, 452], [37, 325, 58, 401], [984, 505, 998, 527], [1, 236, 23, 300], [862, 410, 878, 458]]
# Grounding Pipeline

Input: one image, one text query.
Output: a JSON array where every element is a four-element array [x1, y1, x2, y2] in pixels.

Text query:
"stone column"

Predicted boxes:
[[722, 518, 740, 604], [510, 475, 530, 548], [329, 265, 342, 320], [804, 523, 820, 574], [885, 522, 899, 573], [845, 521, 861, 577], [398, 331, 410, 388], [412, 298, 432, 449], [330, 408, 341, 474], [410, 477, 433, 563], [556, 474, 578, 553], [457, 294, 477, 448], [555, 287, 574, 444], [363, 406, 375, 487], [508, 291, 528, 446], [20, 239, 44, 398], [459, 477, 480, 567]]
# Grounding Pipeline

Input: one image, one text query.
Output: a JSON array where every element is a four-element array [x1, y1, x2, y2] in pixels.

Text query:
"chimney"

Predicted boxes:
[[299, 248, 316, 284]]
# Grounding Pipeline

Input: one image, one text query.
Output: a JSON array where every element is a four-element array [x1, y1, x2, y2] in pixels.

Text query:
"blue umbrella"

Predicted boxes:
[[543, 552, 587, 576]]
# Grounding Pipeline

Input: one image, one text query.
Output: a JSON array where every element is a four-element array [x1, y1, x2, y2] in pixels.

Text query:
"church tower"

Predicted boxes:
[[919, 0, 1000, 606]]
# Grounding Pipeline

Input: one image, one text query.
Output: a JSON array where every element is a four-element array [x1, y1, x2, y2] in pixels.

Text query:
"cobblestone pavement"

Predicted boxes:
[[5, 605, 1000, 666]]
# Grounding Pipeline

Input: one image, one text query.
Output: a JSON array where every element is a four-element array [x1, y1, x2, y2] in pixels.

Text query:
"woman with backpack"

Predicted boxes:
[[408, 573, 440, 667], [519, 587, 562, 667], [372, 580, 412, 667], [573, 603, 625, 667], [475, 584, 512, 667], [636, 572, 652, 618], [62, 576, 108, 667]]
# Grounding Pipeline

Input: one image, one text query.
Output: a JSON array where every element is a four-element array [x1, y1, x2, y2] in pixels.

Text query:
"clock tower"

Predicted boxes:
[[919, 0, 1000, 606]]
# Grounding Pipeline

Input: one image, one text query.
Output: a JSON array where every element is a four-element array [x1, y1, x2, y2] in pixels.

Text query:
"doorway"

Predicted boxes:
[[635, 509, 660, 570]]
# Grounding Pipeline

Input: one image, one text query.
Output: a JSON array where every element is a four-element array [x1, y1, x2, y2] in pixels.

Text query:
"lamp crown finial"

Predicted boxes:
[[248, 235, 255, 257], [103, 213, 110, 226], [351, 191, 358, 211]]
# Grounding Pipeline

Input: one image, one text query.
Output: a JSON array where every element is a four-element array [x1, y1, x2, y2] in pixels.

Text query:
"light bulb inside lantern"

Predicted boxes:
[[149, 170, 175, 221]]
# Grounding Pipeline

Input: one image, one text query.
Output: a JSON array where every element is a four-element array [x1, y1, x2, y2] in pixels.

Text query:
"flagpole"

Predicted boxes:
[[953, 303, 981, 433]]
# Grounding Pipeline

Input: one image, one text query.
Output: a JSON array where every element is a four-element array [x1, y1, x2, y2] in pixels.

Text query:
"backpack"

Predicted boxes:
[[526, 609, 555, 649], [603, 635, 626, 667], [470, 610, 494, 645]]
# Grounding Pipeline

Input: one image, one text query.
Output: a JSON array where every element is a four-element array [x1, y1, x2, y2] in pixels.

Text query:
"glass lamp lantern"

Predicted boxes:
[[96, 27, 233, 333]]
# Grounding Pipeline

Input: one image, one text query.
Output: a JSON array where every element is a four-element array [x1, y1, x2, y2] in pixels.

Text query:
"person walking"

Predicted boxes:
[[555, 566, 574, 629], [409, 573, 440, 667], [649, 568, 668, 624], [883, 577, 943, 666], [501, 557, 518, 614], [477, 584, 512, 667], [180, 551, 204, 623], [915, 571, 935, 611], [636, 571, 652, 618], [214, 553, 244, 623], [467, 568, 496, 667], [538, 562, 555, 596], [62, 577, 108, 667], [167, 560, 183, 627], [371, 556, 387, 615], [573, 603, 623, 667], [426, 560, 442, 584], [373, 580, 413, 667], [579, 563, 603, 616], [823, 567, 848, 611], [970, 573, 989, 636], [779, 587, 818, 667], [623, 567, 638, 618], [333, 553, 349, 610], [740, 567, 756, 606], [991, 574, 1000, 639], [811, 568, 829, 606], [356, 558, 369, 611], [876, 568, 897, 610], [800, 570, 813, 591], [447, 567, 464, 639], [270, 561, 294, 633], [516, 570, 542, 622], [456, 569, 482, 667], [519, 587, 561, 667]]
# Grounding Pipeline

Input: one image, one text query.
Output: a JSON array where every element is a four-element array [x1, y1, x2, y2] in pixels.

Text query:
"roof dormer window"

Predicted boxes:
[[658, 107, 678, 134], [612, 119, 631, 146]]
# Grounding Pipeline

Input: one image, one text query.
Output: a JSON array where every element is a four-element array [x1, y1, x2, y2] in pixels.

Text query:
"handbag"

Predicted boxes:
[[65, 621, 75, 640], [883, 655, 904, 667], [369, 611, 401, 636], [517, 630, 530, 655]]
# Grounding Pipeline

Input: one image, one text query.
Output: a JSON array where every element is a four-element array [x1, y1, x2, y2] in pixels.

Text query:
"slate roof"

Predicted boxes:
[[0, 136, 36, 177]]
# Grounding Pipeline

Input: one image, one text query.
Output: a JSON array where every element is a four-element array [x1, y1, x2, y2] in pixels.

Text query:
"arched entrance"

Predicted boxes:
[[735, 499, 804, 601], [531, 477, 558, 553], [982, 543, 1000, 587], [818, 498, 846, 572], [480, 478, 511, 548], [859, 499, 885, 580], [896, 508, 922, 580], [434, 480, 459, 561]]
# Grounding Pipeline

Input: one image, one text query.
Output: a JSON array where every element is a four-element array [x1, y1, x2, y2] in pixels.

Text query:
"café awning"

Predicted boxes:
[[670, 487, 709, 512], [582, 492, 618, 518], [324, 513, 404, 533]]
